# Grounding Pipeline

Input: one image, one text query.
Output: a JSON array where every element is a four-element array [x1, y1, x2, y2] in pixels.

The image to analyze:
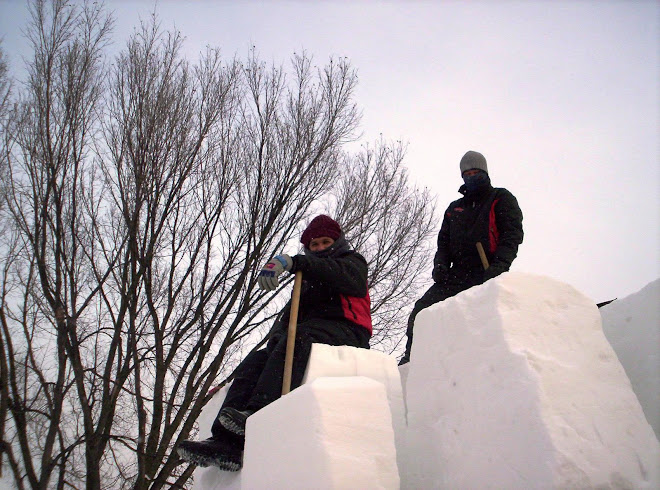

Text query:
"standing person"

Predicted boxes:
[[177, 215, 372, 470], [399, 151, 523, 365]]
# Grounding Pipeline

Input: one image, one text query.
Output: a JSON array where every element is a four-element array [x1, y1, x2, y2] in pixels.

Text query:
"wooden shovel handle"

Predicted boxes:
[[476, 242, 490, 270], [282, 270, 303, 395]]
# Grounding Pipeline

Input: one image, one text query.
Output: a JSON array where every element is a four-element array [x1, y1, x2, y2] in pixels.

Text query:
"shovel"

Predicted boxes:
[[282, 270, 303, 395], [476, 242, 490, 270]]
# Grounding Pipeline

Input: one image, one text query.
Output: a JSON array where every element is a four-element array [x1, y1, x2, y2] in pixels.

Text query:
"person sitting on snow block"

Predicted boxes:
[[399, 151, 523, 365], [177, 215, 372, 471]]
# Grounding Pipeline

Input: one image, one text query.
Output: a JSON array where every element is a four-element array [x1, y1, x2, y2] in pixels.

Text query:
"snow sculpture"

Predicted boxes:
[[192, 346, 403, 490], [403, 271, 660, 489], [303, 343, 405, 470], [601, 278, 660, 440], [242, 377, 399, 489]]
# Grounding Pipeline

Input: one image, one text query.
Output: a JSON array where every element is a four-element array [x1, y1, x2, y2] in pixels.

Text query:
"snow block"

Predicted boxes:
[[601, 278, 660, 441], [242, 377, 399, 490], [302, 343, 405, 467], [191, 346, 403, 489], [404, 272, 660, 489]]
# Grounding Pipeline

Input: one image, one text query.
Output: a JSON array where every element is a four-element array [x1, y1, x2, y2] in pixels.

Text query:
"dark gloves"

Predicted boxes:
[[257, 254, 293, 291], [432, 264, 448, 284]]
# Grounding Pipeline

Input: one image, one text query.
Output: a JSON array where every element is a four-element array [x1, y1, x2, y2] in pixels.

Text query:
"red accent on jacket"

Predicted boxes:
[[489, 198, 500, 253], [340, 289, 372, 334]]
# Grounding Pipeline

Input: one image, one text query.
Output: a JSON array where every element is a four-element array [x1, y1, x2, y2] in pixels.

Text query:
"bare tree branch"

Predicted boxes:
[[0, 3, 437, 488]]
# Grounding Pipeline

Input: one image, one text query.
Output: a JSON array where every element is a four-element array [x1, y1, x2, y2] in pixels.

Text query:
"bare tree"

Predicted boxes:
[[0, 44, 9, 120], [0, 1, 437, 488], [0, 40, 12, 483], [333, 140, 437, 352], [1, 1, 113, 488]]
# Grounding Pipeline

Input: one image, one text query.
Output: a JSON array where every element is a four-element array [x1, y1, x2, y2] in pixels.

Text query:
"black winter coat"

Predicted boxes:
[[270, 237, 372, 342], [435, 182, 523, 283]]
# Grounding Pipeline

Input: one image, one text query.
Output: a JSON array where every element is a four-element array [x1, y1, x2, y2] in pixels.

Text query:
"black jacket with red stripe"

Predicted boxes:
[[273, 237, 372, 340], [435, 183, 523, 282]]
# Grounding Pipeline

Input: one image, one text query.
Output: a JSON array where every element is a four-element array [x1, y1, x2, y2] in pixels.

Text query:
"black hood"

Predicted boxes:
[[304, 235, 350, 258]]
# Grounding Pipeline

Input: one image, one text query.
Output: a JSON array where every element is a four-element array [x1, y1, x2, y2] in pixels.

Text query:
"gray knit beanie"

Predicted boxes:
[[459, 151, 488, 174]]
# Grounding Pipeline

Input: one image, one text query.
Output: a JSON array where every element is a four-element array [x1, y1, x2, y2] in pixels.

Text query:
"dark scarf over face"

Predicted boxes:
[[303, 235, 350, 258], [460, 172, 492, 201]]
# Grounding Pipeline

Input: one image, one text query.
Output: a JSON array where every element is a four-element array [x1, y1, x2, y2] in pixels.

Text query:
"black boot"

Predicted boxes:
[[177, 436, 243, 471], [215, 407, 255, 437]]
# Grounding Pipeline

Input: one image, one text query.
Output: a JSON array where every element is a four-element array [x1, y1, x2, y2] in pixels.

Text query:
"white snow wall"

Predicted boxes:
[[191, 345, 402, 490], [193, 272, 660, 489], [402, 272, 659, 489], [242, 377, 398, 489], [600, 278, 660, 440]]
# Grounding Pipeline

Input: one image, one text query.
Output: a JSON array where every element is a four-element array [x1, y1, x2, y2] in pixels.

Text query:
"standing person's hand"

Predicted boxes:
[[258, 255, 293, 291]]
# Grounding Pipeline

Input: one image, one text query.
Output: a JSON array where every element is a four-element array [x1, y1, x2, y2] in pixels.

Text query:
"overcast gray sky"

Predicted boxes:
[[1, 0, 658, 303]]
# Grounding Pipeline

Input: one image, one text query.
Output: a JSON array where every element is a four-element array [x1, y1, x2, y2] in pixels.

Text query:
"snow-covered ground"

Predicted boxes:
[[194, 272, 659, 489]]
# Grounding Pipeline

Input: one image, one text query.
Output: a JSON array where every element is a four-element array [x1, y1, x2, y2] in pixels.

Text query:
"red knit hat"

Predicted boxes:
[[300, 215, 342, 248]]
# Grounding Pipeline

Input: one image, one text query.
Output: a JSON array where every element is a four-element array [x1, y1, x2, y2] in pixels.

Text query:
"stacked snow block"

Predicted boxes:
[[302, 343, 406, 462], [600, 278, 660, 441], [242, 377, 399, 489], [404, 272, 660, 489], [191, 344, 403, 490], [240, 345, 403, 489]]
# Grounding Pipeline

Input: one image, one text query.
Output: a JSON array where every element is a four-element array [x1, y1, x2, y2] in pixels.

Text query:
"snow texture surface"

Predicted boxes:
[[192, 272, 659, 489], [600, 278, 660, 440], [242, 377, 398, 489], [303, 343, 406, 472], [404, 272, 659, 489]]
